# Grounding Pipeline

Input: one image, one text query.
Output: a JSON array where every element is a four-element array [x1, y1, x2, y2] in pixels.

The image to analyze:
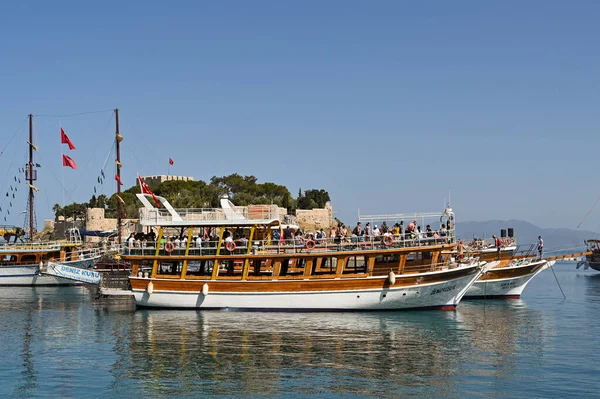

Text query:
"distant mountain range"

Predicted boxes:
[[457, 220, 596, 252]]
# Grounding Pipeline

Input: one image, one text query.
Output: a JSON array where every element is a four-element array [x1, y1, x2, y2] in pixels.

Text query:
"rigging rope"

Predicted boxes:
[[0, 115, 28, 157], [66, 112, 115, 199], [576, 194, 600, 229], [34, 109, 114, 118]]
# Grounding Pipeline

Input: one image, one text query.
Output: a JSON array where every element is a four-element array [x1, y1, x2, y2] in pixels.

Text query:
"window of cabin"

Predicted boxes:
[[1, 255, 17, 265], [185, 260, 213, 277], [20, 254, 37, 264], [156, 261, 182, 277]]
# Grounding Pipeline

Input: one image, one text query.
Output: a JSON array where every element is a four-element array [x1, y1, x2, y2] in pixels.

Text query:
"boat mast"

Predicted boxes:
[[26, 114, 36, 241], [115, 108, 122, 244]]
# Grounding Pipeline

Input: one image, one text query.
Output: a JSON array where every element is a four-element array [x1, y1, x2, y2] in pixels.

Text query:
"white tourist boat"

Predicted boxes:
[[0, 241, 107, 286], [117, 192, 489, 310], [465, 258, 552, 298], [0, 114, 110, 286]]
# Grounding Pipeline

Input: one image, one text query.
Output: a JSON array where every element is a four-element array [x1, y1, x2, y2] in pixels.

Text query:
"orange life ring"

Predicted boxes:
[[225, 241, 237, 252], [305, 240, 316, 250], [383, 235, 393, 247], [165, 242, 175, 253]]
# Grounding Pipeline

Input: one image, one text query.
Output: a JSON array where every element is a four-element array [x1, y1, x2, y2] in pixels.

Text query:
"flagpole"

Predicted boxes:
[[59, 118, 65, 211], [115, 108, 122, 245], [27, 114, 35, 241]]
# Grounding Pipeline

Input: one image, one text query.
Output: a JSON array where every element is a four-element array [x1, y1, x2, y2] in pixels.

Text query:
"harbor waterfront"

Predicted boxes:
[[0, 262, 599, 398]]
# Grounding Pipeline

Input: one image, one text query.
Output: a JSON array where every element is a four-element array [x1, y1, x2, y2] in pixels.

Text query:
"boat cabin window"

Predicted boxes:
[[1, 255, 17, 264], [157, 261, 182, 277], [186, 260, 213, 277], [345, 255, 368, 273], [20, 254, 37, 264]]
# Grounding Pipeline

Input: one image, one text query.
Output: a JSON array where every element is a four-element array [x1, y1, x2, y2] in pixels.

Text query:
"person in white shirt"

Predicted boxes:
[[373, 225, 381, 237], [174, 237, 181, 248], [127, 233, 135, 249], [196, 235, 202, 248]]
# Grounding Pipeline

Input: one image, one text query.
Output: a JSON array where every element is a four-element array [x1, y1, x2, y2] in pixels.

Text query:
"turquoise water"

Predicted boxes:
[[0, 262, 598, 398]]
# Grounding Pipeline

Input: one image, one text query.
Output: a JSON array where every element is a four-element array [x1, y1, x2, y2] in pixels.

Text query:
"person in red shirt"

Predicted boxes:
[[493, 234, 502, 259]]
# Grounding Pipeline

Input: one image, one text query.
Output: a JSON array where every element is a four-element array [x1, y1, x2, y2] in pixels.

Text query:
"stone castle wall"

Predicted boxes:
[[295, 203, 333, 231], [86, 208, 139, 242], [143, 175, 194, 187]]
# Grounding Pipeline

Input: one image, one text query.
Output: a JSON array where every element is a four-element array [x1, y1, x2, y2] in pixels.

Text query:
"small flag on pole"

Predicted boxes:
[[115, 174, 123, 186], [169, 158, 174, 166], [62, 154, 77, 169], [60, 128, 76, 150]]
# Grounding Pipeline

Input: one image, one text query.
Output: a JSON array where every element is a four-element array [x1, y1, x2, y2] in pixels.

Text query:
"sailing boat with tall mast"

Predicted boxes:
[[0, 114, 106, 286], [41, 108, 128, 283]]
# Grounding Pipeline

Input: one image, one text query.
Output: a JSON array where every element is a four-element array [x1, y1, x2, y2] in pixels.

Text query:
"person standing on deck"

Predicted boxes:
[[127, 233, 135, 248], [457, 240, 467, 261], [493, 235, 502, 259], [127, 233, 135, 254], [538, 236, 544, 259], [283, 225, 294, 244]]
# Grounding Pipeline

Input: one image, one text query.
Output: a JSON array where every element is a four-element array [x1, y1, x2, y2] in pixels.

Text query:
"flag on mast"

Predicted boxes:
[[62, 154, 77, 169], [169, 158, 174, 166], [138, 175, 161, 208], [60, 128, 76, 150]]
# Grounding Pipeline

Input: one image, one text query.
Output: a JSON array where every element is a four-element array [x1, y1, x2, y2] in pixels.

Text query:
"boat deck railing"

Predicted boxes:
[[0, 241, 63, 252], [139, 204, 280, 225], [465, 236, 516, 251], [125, 234, 456, 257]]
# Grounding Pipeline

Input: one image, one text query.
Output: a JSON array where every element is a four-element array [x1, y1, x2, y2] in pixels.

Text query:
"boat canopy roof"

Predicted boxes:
[[137, 194, 281, 228], [358, 208, 454, 225]]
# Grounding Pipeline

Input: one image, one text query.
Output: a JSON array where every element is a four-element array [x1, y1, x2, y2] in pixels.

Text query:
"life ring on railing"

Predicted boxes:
[[382, 235, 393, 247], [165, 242, 175, 253], [225, 241, 237, 252], [305, 240, 316, 250]]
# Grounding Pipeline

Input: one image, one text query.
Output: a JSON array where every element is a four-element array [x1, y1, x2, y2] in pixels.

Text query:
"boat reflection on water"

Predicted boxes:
[[117, 303, 545, 397], [583, 272, 600, 304]]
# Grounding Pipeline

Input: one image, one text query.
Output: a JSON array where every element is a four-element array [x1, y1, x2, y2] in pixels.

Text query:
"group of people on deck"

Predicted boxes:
[[124, 215, 458, 251]]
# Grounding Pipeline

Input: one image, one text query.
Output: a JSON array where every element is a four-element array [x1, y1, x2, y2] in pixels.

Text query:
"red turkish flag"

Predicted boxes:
[[60, 128, 76, 150], [137, 175, 161, 207], [169, 158, 174, 165], [115, 174, 123, 186], [62, 154, 77, 169]]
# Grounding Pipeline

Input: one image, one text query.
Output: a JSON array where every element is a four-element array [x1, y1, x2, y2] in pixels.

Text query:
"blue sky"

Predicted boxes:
[[0, 0, 598, 230]]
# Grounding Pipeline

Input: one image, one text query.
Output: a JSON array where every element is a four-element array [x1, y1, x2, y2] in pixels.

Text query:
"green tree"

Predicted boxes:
[[297, 189, 330, 209]]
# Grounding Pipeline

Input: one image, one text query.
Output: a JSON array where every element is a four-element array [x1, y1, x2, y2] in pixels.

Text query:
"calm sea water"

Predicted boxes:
[[0, 262, 599, 399]]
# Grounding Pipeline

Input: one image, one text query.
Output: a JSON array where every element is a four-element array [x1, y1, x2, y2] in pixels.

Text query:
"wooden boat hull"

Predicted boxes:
[[130, 263, 484, 310], [464, 259, 549, 299]]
